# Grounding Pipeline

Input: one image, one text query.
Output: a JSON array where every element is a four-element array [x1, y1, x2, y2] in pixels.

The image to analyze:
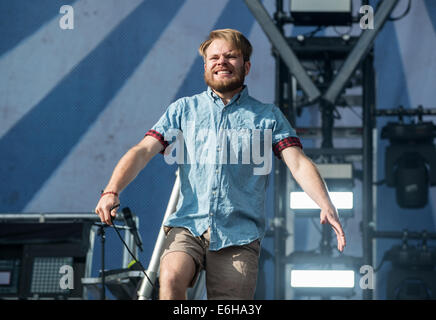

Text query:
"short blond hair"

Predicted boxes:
[[198, 28, 252, 62]]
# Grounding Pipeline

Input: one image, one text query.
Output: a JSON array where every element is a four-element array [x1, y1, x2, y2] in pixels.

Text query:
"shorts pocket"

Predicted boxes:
[[247, 239, 261, 257], [163, 226, 173, 236]]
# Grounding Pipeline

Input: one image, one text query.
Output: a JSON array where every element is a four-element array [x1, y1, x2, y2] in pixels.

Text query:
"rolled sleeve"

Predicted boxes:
[[273, 136, 303, 159], [271, 105, 303, 159], [145, 129, 169, 154], [145, 100, 183, 154]]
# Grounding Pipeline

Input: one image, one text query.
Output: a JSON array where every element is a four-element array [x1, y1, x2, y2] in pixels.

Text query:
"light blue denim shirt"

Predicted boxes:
[[146, 86, 302, 250]]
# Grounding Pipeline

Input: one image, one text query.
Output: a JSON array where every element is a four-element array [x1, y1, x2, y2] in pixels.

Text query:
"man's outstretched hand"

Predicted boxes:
[[320, 207, 346, 252]]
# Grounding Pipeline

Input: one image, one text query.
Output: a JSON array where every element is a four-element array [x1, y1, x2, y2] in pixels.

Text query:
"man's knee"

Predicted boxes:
[[159, 251, 196, 291], [159, 266, 183, 291]]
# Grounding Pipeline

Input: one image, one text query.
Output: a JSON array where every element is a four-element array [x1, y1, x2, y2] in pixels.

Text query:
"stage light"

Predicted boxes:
[[290, 0, 352, 26], [287, 163, 359, 298], [285, 251, 362, 298], [382, 121, 436, 208], [290, 163, 354, 216], [290, 191, 353, 210], [0, 271, 12, 285], [290, 270, 355, 288], [384, 243, 436, 299]]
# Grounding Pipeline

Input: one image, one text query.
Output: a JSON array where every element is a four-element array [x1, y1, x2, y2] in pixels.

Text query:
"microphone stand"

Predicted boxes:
[[94, 220, 134, 300], [96, 223, 109, 300]]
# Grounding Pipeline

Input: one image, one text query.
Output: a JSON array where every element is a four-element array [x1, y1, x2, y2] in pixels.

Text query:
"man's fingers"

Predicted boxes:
[[95, 200, 121, 225], [110, 203, 120, 215], [96, 206, 111, 225], [319, 211, 346, 251], [336, 233, 346, 252], [328, 214, 344, 235], [95, 207, 105, 223], [109, 203, 120, 222], [320, 212, 327, 224], [327, 214, 346, 251], [104, 205, 113, 225], [333, 228, 345, 252]]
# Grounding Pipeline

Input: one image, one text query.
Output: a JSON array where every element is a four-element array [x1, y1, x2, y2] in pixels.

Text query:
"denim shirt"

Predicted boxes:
[[146, 86, 302, 250]]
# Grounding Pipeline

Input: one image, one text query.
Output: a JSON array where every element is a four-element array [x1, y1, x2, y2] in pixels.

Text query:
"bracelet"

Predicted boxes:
[[100, 191, 119, 198]]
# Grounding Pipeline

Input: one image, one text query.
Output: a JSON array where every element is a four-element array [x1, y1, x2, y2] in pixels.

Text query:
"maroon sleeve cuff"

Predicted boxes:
[[145, 129, 169, 154], [273, 137, 303, 159]]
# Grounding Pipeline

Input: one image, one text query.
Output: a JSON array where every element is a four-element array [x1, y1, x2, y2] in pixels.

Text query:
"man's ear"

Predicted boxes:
[[244, 60, 251, 76]]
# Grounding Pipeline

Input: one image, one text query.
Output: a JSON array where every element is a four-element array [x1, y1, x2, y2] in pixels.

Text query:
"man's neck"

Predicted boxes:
[[212, 86, 244, 105]]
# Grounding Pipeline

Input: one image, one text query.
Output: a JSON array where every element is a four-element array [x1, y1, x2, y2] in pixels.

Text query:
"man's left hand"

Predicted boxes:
[[320, 207, 346, 252]]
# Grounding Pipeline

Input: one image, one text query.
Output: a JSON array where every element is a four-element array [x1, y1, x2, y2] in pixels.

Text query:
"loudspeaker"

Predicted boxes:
[[0, 222, 92, 299]]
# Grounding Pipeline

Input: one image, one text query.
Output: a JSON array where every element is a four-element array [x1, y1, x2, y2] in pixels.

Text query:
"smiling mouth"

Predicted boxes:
[[214, 70, 232, 75]]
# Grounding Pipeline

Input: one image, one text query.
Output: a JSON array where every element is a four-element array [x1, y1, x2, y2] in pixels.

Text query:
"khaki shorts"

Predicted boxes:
[[160, 226, 261, 300]]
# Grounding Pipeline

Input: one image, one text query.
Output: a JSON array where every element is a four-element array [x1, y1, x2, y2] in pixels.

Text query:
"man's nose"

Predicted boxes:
[[217, 55, 228, 64]]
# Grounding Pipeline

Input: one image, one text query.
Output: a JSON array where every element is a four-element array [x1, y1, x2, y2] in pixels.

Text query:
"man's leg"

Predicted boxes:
[[159, 251, 196, 299], [159, 227, 206, 300], [205, 239, 260, 300]]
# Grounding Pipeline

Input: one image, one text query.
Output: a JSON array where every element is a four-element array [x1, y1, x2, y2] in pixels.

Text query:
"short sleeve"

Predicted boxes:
[[271, 105, 303, 159], [145, 100, 182, 154]]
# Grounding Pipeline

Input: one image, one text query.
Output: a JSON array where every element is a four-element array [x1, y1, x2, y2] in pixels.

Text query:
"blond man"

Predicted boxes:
[[95, 29, 346, 300]]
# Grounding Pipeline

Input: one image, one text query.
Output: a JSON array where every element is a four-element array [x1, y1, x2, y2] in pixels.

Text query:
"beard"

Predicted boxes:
[[204, 64, 246, 94]]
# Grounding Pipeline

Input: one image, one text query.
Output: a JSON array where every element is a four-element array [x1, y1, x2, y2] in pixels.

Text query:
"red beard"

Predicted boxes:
[[204, 64, 246, 94]]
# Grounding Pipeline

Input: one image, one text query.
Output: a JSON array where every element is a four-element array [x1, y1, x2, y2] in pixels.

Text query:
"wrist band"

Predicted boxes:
[[101, 191, 119, 198]]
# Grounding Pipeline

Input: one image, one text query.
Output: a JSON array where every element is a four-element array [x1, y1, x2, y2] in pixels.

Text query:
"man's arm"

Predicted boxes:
[[95, 135, 163, 225], [280, 146, 346, 252]]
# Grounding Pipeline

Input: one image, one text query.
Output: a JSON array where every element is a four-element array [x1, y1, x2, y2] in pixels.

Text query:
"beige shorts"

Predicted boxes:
[[160, 226, 261, 300]]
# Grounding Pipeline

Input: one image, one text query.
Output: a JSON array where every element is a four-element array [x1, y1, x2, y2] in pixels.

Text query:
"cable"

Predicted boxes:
[[333, 25, 352, 37], [332, 106, 342, 120], [374, 0, 411, 21], [389, 0, 411, 21], [300, 25, 326, 38], [345, 104, 362, 120], [109, 204, 157, 292], [339, 98, 363, 120], [373, 251, 389, 273]]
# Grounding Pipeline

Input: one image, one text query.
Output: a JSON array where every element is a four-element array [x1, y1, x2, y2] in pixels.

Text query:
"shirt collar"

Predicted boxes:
[[207, 85, 249, 105]]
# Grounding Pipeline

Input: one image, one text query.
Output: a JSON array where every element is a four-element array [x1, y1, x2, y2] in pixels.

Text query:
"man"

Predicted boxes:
[[95, 29, 346, 300]]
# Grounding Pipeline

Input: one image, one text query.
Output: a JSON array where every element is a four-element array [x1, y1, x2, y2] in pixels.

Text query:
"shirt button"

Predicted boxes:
[[210, 212, 214, 216], [215, 169, 219, 174], [212, 191, 217, 196]]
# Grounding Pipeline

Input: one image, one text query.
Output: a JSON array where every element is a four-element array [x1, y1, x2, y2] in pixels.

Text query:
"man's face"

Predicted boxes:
[[203, 39, 251, 94]]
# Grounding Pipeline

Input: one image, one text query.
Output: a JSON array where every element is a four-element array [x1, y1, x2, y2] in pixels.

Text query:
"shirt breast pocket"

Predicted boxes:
[[227, 123, 265, 165]]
